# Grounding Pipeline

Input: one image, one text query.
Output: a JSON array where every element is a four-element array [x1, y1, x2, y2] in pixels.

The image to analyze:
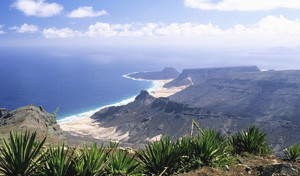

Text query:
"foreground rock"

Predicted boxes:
[[176, 155, 300, 176], [0, 105, 65, 145], [0, 108, 9, 117], [260, 163, 298, 176]]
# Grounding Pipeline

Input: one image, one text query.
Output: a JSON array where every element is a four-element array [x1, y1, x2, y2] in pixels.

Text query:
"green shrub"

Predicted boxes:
[[192, 129, 229, 167], [107, 149, 140, 175], [75, 142, 110, 176], [176, 137, 202, 172], [177, 122, 235, 172], [135, 135, 183, 175], [229, 125, 271, 155], [283, 144, 300, 162], [108, 141, 119, 149], [44, 144, 77, 176], [0, 129, 47, 176]]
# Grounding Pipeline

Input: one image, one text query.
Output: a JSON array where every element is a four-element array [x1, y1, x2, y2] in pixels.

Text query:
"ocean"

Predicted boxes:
[[2, 46, 300, 124], [0, 46, 163, 124]]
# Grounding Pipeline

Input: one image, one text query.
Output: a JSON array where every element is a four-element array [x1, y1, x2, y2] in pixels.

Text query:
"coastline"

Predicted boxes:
[[58, 74, 173, 125], [122, 74, 186, 98], [60, 74, 186, 142]]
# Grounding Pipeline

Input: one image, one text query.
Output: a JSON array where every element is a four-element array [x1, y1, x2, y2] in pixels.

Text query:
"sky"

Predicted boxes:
[[1, 0, 300, 48]]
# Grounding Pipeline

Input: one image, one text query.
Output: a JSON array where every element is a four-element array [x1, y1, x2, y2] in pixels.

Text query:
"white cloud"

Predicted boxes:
[[85, 23, 117, 37], [184, 0, 300, 11], [43, 15, 300, 38], [0, 25, 5, 34], [227, 15, 300, 35], [43, 28, 82, 38], [85, 22, 160, 37], [155, 23, 223, 36], [41, 15, 300, 47], [67, 6, 108, 18], [10, 23, 38, 33], [12, 0, 63, 17]]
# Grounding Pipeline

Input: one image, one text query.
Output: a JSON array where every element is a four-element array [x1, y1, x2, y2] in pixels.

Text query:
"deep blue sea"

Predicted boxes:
[[1, 46, 300, 124], [0, 46, 164, 123]]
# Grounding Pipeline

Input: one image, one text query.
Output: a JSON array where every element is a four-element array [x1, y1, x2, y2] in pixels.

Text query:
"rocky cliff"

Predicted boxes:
[[127, 67, 180, 80], [0, 105, 65, 144], [164, 66, 260, 88], [170, 70, 300, 123], [91, 91, 254, 147], [90, 90, 300, 154]]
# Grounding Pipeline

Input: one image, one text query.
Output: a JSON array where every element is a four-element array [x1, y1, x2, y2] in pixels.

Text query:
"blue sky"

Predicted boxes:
[[2, 0, 300, 48]]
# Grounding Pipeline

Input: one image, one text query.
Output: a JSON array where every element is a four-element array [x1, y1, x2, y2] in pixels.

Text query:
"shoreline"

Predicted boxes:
[[58, 74, 176, 125], [60, 74, 187, 142], [122, 74, 187, 98]]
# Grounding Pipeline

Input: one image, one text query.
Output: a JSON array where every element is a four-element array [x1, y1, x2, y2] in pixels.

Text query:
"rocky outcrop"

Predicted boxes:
[[164, 66, 260, 88], [260, 163, 298, 176], [0, 105, 65, 145], [127, 67, 180, 80], [0, 108, 9, 117]]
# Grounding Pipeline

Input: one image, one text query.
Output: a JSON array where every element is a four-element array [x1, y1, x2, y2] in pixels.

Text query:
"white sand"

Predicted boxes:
[[60, 117, 129, 142], [60, 78, 189, 141]]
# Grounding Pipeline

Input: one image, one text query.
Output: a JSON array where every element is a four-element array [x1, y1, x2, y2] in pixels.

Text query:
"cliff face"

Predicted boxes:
[[170, 70, 300, 123], [127, 67, 180, 80], [91, 91, 254, 147], [0, 105, 65, 144], [164, 66, 260, 88], [90, 90, 300, 154]]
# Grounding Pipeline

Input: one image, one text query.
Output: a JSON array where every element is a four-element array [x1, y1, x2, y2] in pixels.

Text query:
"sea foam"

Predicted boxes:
[[57, 74, 162, 124]]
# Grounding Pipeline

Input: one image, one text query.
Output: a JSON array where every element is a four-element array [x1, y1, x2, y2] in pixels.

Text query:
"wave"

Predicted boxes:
[[57, 74, 163, 124]]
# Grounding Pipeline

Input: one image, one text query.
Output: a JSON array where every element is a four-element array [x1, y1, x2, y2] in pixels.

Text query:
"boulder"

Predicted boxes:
[[0, 108, 9, 117], [260, 163, 298, 176]]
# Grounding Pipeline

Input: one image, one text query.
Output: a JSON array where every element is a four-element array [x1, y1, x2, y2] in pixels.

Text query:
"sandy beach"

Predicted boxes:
[[150, 79, 188, 98], [60, 78, 188, 142]]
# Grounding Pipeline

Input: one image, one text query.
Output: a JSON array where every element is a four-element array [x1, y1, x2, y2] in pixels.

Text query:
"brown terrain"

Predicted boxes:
[[0, 105, 65, 145]]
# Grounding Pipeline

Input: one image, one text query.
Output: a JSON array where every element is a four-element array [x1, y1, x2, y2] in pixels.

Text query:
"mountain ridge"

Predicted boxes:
[[164, 66, 260, 88], [170, 70, 300, 123]]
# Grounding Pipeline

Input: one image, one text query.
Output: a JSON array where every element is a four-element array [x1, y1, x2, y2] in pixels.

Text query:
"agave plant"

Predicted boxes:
[[177, 136, 194, 156], [229, 125, 271, 155], [108, 141, 119, 149], [283, 144, 300, 162], [43, 144, 77, 176], [107, 149, 140, 175], [192, 129, 228, 167], [75, 142, 110, 176], [0, 129, 47, 176], [175, 136, 198, 173], [136, 135, 183, 175]]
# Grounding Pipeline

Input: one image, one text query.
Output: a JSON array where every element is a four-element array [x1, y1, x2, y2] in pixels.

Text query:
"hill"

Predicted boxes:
[[90, 91, 253, 147], [0, 105, 65, 144], [88, 90, 300, 153]]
